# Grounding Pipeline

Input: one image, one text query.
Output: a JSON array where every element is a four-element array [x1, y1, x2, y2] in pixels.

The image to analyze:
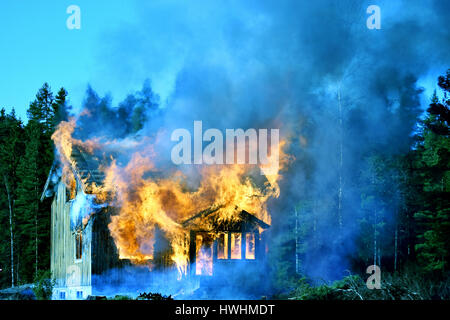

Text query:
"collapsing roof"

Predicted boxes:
[[182, 206, 270, 232], [70, 145, 107, 188], [41, 145, 111, 201]]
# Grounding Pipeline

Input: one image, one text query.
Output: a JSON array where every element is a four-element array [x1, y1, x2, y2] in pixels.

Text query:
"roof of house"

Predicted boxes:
[[41, 144, 110, 201], [182, 206, 270, 231], [70, 145, 107, 187]]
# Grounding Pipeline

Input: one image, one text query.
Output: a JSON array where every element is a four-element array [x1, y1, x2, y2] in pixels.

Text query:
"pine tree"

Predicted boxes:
[[52, 87, 71, 127], [414, 70, 450, 272], [130, 80, 160, 133], [13, 84, 59, 283], [27, 83, 55, 135], [0, 108, 24, 287], [15, 122, 41, 281]]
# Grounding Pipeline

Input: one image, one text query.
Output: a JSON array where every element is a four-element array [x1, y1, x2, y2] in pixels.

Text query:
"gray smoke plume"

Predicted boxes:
[[70, 0, 449, 296]]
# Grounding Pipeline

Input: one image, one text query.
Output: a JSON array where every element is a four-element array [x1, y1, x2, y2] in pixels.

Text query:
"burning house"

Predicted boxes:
[[42, 145, 276, 299], [41, 119, 285, 299]]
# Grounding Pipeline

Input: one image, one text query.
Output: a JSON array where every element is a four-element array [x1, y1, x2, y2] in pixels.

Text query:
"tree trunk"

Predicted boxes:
[[3, 175, 14, 288], [16, 253, 19, 285], [337, 86, 343, 229], [295, 207, 299, 274], [373, 207, 377, 267], [34, 183, 38, 279], [35, 207, 38, 278], [378, 248, 381, 268], [371, 170, 377, 267], [373, 224, 377, 267], [394, 224, 398, 271]]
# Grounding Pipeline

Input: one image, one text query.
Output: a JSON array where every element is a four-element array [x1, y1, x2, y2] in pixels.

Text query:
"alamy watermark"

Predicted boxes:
[[171, 121, 280, 175], [366, 265, 381, 289], [366, 5, 381, 30], [66, 264, 81, 287], [65, 5, 378, 31], [66, 5, 81, 30]]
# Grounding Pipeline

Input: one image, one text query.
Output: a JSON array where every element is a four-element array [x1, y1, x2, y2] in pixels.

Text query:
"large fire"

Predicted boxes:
[[52, 118, 290, 278]]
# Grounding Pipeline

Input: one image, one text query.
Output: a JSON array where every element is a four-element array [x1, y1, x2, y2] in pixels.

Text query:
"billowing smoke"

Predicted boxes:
[[61, 0, 449, 297]]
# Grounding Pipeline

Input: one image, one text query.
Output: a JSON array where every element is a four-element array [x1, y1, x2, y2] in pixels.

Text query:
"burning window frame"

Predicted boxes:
[[75, 229, 83, 261], [183, 208, 270, 277]]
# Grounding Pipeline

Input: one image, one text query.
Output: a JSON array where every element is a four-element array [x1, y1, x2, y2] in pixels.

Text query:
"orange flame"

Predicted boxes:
[[52, 120, 291, 278]]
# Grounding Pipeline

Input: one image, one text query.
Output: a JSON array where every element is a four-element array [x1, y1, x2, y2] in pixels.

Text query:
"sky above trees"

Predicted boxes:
[[0, 1, 137, 120], [0, 0, 447, 121]]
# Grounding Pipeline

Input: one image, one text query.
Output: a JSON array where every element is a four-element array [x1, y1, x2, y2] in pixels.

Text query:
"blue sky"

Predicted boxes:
[[0, 0, 447, 122], [0, 0, 139, 120]]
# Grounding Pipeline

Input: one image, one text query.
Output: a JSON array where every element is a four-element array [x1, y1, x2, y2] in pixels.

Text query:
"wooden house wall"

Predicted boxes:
[[51, 180, 92, 289], [91, 207, 129, 285]]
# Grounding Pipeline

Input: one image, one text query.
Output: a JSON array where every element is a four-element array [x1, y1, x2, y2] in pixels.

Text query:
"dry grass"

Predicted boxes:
[[288, 268, 450, 300]]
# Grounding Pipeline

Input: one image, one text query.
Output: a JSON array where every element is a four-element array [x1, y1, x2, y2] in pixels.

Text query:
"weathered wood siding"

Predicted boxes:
[[51, 180, 91, 289], [91, 207, 130, 287]]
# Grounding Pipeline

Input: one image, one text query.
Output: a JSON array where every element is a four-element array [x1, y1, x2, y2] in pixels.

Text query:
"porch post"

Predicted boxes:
[[241, 233, 246, 259], [189, 230, 196, 277]]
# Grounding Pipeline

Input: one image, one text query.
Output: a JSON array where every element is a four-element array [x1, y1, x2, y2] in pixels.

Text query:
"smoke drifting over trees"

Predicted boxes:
[[88, 0, 450, 285]]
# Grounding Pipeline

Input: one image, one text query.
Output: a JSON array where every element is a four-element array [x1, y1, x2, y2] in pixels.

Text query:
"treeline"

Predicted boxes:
[[358, 71, 450, 274], [412, 72, 450, 272], [0, 83, 70, 287], [272, 70, 450, 296]]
